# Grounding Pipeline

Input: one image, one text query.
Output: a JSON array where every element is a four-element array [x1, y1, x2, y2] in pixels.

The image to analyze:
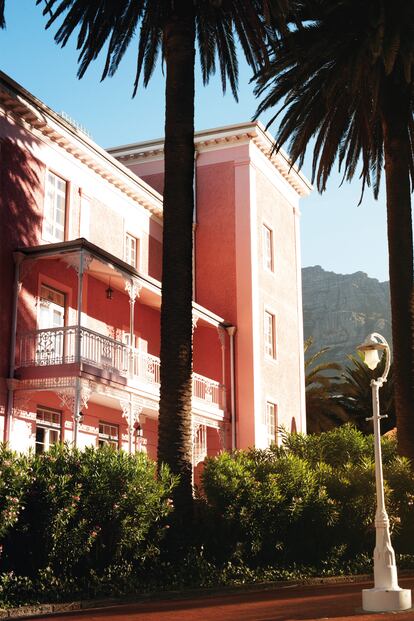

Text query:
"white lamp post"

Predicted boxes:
[[357, 333, 411, 612]]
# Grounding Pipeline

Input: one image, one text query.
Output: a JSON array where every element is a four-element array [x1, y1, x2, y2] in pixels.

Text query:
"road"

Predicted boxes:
[[32, 576, 414, 621]]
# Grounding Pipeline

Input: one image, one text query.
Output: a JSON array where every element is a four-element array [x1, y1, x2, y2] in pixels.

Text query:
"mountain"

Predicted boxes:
[[302, 265, 391, 367]]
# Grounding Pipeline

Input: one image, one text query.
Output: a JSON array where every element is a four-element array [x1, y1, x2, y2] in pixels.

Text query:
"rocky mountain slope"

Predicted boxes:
[[302, 266, 391, 367]]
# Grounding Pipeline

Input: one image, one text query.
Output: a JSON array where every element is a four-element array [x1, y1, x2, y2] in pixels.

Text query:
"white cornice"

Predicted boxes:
[[109, 121, 313, 198], [0, 71, 163, 219]]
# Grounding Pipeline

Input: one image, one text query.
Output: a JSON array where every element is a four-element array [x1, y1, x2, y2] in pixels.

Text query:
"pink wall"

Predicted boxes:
[[0, 121, 45, 411], [193, 324, 221, 382], [2, 78, 307, 464], [195, 161, 237, 323]]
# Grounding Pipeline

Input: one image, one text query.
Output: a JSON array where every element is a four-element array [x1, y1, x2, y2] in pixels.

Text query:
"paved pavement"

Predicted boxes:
[[32, 576, 414, 621]]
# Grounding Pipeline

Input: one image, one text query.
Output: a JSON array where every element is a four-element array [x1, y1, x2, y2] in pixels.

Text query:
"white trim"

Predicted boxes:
[[109, 121, 312, 198]]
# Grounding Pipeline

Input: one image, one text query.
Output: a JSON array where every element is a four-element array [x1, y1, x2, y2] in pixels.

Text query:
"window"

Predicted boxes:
[[266, 402, 277, 446], [263, 224, 274, 271], [193, 424, 207, 466], [125, 233, 138, 268], [98, 422, 119, 448], [43, 171, 66, 242], [36, 407, 61, 453], [37, 285, 65, 364], [264, 311, 276, 358]]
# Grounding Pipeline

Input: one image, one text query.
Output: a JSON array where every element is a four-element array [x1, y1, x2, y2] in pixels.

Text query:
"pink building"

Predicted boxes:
[[0, 71, 311, 468]]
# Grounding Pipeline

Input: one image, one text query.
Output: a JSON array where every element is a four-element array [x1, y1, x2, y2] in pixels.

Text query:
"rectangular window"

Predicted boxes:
[[43, 171, 66, 242], [125, 233, 138, 268], [264, 311, 276, 358], [263, 224, 274, 271], [36, 406, 61, 453], [37, 285, 66, 364], [98, 422, 119, 448], [266, 402, 277, 446]]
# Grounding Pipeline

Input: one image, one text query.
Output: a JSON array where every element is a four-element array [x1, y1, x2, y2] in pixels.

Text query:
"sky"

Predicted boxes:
[[0, 2, 391, 282]]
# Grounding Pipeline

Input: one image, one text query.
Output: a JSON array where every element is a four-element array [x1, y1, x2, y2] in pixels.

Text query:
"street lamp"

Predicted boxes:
[[357, 333, 411, 612]]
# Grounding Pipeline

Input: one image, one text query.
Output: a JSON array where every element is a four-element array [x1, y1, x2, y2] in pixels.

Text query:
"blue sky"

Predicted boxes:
[[1, 1, 390, 281]]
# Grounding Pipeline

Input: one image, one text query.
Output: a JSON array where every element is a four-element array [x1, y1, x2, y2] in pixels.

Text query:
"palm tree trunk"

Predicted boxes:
[[157, 1, 195, 523], [381, 80, 414, 461]]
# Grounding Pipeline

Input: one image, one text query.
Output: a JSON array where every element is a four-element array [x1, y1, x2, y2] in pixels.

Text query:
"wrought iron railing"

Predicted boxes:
[[17, 326, 223, 409]]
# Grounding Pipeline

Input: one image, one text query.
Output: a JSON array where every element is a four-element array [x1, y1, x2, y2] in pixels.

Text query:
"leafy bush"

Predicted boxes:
[[0, 444, 176, 600], [201, 425, 413, 569], [1, 426, 413, 607], [0, 446, 32, 540]]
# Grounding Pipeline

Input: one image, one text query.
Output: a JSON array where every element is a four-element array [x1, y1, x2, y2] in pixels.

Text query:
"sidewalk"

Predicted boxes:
[[29, 576, 414, 621]]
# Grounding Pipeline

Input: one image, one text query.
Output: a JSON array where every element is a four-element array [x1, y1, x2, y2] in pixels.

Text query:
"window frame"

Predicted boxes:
[[98, 421, 119, 448], [265, 401, 277, 446], [125, 233, 139, 269], [264, 310, 276, 359], [262, 223, 274, 272], [43, 170, 67, 243], [36, 406, 62, 454]]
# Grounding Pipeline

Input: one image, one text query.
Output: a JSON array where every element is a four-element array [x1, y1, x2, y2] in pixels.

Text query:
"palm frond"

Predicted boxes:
[[254, 0, 414, 200], [0, 0, 5, 29]]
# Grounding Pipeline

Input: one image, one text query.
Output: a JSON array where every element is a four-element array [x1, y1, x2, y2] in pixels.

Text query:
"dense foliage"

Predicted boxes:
[[254, 0, 414, 461], [200, 426, 414, 569], [0, 444, 176, 605], [1, 428, 413, 608]]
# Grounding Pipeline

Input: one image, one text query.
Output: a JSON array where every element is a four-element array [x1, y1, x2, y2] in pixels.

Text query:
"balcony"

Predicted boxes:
[[17, 326, 224, 412]]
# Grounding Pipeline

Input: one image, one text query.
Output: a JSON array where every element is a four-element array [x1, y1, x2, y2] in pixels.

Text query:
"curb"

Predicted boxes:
[[2, 571, 414, 620]]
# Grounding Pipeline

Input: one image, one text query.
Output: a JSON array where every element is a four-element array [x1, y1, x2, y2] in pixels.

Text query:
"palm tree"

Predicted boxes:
[[336, 355, 395, 435], [254, 0, 414, 461], [37, 0, 290, 521], [304, 337, 347, 433]]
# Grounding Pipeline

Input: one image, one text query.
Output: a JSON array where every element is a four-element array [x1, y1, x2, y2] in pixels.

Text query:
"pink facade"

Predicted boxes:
[[0, 71, 311, 467]]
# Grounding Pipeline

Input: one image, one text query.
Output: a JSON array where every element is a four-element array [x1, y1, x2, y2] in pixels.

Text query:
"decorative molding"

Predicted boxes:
[[111, 122, 312, 197], [14, 409, 36, 422], [80, 380, 93, 410], [16, 377, 76, 391], [57, 388, 75, 413], [79, 423, 98, 434], [124, 279, 142, 302], [192, 312, 199, 334], [0, 83, 163, 220], [62, 251, 93, 274], [120, 399, 130, 421]]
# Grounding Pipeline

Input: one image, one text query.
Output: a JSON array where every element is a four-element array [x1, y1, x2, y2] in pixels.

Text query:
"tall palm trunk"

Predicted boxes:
[[157, 1, 195, 523], [381, 80, 414, 461]]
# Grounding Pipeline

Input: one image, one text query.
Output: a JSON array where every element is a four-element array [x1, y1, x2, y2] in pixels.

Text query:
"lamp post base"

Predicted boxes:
[[362, 588, 412, 612]]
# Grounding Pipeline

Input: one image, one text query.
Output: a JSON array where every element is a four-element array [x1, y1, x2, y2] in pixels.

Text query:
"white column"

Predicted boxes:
[[121, 397, 143, 454], [75, 252, 84, 364], [58, 379, 91, 448], [124, 279, 142, 376]]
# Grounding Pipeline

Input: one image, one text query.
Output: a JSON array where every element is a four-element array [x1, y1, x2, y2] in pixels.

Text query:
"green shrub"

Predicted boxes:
[[0, 446, 32, 540], [0, 444, 176, 594], [201, 425, 413, 569]]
